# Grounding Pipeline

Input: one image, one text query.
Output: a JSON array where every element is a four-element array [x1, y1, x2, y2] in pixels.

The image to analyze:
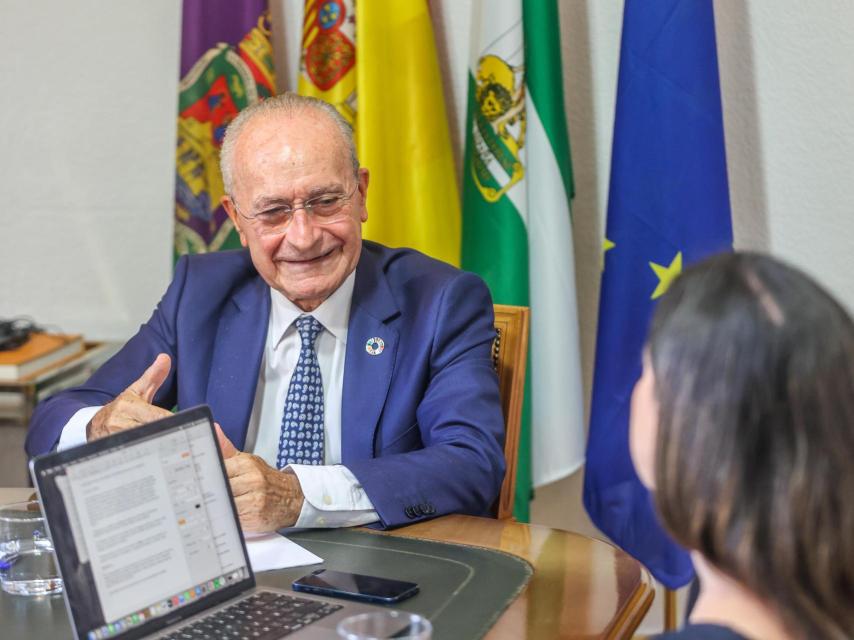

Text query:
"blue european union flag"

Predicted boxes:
[[583, 0, 733, 589]]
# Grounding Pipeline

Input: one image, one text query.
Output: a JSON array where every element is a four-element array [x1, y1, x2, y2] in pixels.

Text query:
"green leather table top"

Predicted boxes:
[[1, 528, 532, 639]]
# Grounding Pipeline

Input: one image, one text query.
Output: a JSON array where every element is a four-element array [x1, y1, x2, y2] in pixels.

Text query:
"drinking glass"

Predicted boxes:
[[337, 610, 432, 640], [0, 500, 63, 595]]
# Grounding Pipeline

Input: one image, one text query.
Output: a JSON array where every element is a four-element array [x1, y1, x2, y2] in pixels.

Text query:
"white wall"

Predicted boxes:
[[2, 0, 853, 388], [716, 1, 854, 307], [0, 0, 180, 340]]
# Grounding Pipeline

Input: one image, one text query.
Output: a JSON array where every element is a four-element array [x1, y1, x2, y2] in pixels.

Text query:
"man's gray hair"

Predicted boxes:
[[220, 92, 359, 195]]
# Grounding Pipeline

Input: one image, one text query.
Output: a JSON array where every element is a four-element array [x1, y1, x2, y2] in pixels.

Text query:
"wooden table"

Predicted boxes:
[[0, 488, 653, 639], [380, 515, 654, 639]]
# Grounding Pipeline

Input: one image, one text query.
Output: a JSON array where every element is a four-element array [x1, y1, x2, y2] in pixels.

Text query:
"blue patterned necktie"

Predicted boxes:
[[277, 315, 325, 468]]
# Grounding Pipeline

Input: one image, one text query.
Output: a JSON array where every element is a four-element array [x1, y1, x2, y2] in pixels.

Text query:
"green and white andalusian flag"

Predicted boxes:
[[462, 0, 584, 521]]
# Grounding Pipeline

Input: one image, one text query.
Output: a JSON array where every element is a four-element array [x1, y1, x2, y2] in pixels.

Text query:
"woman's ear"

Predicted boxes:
[[629, 351, 659, 490]]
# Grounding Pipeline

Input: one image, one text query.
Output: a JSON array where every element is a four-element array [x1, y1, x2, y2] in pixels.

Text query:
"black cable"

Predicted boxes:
[[0, 317, 44, 351]]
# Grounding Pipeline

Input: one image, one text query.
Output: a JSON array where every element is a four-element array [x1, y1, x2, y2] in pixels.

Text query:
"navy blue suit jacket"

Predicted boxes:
[[26, 242, 506, 528]]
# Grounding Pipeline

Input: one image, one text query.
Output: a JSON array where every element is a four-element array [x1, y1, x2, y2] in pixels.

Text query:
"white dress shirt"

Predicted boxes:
[[57, 270, 378, 528]]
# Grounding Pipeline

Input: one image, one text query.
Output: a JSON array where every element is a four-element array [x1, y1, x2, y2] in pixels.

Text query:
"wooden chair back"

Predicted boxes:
[[492, 304, 530, 519]]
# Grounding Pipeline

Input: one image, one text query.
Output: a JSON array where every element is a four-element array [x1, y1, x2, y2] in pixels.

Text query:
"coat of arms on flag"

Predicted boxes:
[[174, 4, 275, 258], [298, 0, 357, 124], [472, 51, 526, 204]]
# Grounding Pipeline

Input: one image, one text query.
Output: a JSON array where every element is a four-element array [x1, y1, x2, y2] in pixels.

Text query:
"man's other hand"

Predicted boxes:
[[225, 453, 305, 532], [86, 354, 172, 441]]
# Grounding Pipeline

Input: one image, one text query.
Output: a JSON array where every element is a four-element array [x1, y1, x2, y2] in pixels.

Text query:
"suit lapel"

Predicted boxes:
[[341, 249, 400, 464], [206, 274, 269, 450]]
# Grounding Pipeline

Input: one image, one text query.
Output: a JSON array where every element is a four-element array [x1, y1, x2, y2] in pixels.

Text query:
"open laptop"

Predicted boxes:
[[30, 405, 388, 640]]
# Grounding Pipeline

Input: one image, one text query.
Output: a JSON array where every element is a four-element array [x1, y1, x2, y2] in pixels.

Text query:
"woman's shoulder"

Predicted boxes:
[[654, 623, 749, 639]]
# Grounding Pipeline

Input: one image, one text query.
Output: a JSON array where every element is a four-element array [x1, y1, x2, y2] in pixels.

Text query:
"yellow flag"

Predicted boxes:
[[298, 0, 460, 266]]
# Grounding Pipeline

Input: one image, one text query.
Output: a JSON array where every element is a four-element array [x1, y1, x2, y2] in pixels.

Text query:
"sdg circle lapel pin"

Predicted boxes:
[[365, 337, 385, 356]]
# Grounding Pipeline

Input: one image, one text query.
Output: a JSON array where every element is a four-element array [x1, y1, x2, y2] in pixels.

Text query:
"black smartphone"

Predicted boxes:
[[292, 569, 419, 604]]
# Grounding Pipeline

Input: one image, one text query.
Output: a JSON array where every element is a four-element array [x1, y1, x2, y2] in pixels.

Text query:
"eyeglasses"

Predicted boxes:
[[234, 184, 359, 236]]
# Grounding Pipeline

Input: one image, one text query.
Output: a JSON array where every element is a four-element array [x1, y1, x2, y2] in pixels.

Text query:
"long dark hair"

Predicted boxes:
[[648, 252, 854, 639]]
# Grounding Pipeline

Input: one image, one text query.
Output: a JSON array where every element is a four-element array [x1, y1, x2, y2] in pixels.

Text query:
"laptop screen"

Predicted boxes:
[[33, 408, 253, 640]]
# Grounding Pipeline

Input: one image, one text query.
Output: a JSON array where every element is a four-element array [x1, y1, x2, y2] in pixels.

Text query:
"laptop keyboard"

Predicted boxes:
[[162, 591, 344, 640]]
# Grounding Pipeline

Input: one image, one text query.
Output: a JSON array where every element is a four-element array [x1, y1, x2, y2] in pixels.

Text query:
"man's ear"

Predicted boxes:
[[357, 168, 370, 223], [221, 195, 249, 247]]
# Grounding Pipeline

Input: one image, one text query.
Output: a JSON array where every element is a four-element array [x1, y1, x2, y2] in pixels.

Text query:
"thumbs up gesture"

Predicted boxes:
[[86, 353, 174, 441], [214, 422, 239, 459]]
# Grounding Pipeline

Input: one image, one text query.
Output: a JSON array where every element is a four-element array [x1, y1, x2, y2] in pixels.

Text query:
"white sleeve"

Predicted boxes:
[[287, 464, 379, 528], [56, 406, 102, 451]]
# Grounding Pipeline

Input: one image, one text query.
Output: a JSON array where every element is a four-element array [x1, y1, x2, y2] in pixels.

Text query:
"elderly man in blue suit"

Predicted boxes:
[[26, 93, 505, 532]]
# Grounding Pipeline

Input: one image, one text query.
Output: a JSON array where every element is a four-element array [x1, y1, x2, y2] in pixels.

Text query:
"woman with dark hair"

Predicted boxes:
[[629, 252, 854, 639]]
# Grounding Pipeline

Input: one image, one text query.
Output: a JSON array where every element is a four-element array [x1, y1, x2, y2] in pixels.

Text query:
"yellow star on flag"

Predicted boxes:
[[601, 237, 616, 270], [649, 251, 683, 299]]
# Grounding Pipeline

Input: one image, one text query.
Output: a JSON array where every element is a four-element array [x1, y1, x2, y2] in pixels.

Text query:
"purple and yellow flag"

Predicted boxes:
[[174, 0, 276, 258]]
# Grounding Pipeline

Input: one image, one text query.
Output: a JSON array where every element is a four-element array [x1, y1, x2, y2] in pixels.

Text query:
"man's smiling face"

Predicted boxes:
[[223, 110, 369, 311]]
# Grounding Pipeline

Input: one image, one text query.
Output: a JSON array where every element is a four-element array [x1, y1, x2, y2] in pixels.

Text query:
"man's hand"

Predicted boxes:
[[225, 453, 305, 532], [214, 422, 239, 459], [86, 354, 173, 441]]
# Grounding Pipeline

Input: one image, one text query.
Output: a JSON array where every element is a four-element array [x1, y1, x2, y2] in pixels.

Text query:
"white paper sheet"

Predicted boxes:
[[244, 532, 323, 573]]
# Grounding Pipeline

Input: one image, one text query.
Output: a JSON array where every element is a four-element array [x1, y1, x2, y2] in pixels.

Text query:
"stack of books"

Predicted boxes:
[[0, 333, 96, 422], [0, 333, 85, 382]]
